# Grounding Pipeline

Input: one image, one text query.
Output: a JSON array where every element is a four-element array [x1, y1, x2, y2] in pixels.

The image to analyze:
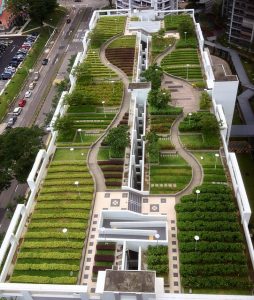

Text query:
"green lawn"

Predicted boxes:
[[98, 148, 110, 161], [53, 148, 89, 161], [180, 133, 220, 150], [151, 35, 175, 61]]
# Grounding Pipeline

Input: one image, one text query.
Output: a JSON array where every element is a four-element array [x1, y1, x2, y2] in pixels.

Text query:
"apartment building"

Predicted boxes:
[[222, 0, 254, 47], [116, 0, 178, 10]]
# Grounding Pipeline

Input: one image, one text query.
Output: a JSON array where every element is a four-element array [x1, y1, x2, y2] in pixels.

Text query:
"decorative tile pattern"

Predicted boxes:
[[86, 258, 91, 262], [111, 199, 120, 207], [171, 220, 175, 224], [88, 250, 92, 254], [84, 275, 89, 279], [172, 234, 176, 238], [172, 241, 177, 245], [105, 193, 110, 198], [150, 204, 159, 212], [174, 282, 179, 286], [93, 221, 97, 225], [143, 198, 148, 203], [161, 198, 166, 203], [85, 266, 90, 270], [122, 193, 128, 198]]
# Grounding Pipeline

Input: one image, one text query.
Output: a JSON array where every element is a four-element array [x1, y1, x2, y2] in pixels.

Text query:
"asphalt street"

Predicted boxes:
[[0, 6, 93, 233]]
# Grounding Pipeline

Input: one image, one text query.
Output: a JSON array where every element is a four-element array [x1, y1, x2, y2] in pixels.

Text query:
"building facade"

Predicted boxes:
[[116, 0, 178, 10], [222, 0, 254, 48]]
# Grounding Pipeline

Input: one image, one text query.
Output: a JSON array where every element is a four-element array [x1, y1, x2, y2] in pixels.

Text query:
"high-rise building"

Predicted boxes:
[[222, 0, 254, 48], [116, 0, 178, 10]]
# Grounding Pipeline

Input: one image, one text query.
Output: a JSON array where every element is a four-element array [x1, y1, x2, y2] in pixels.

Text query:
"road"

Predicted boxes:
[[0, 6, 93, 233]]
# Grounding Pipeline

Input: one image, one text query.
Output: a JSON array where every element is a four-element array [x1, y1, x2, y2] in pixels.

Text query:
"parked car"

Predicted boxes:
[[18, 99, 27, 107], [6, 116, 17, 128], [0, 72, 12, 80], [34, 71, 40, 81], [29, 81, 36, 90], [25, 91, 32, 98], [42, 58, 49, 65], [66, 18, 71, 24], [13, 107, 22, 116]]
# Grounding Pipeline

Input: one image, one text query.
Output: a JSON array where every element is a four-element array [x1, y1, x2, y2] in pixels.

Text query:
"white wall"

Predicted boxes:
[[212, 80, 239, 142]]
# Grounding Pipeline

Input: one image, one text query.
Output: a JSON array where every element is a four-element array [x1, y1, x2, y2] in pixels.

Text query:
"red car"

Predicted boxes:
[[18, 99, 26, 107]]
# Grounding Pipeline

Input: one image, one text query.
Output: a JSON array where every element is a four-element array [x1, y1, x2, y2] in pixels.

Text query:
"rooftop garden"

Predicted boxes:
[[10, 15, 128, 285], [11, 148, 93, 284], [162, 14, 204, 86], [176, 183, 251, 293]]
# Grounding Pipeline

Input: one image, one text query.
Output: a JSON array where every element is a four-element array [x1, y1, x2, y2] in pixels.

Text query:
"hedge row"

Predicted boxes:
[[15, 263, 80, 271], [180, 252, 246, 264], [175, 201, 235, 213], [11, 275, 77, 284], [18, 252, 81, 260], [177, 220, 239, 232], [22, 241, 84, 249]]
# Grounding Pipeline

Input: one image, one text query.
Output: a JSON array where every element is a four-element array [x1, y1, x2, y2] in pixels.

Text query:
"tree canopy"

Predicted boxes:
[[199, 114, 219, 135], [7, 0, 58, 24], [0, 127, 43, 191], [148, 88, 171, 110], [178, 18, 195, 38], [141, 64, 163, 90], [105, 125, 129, 157]]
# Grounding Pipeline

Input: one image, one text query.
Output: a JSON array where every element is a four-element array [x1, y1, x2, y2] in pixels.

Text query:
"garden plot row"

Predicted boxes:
[[105, 48, 135, 77], [11, 149, 93, 284], [161, 48, 203, 81], [98, 159, 124, 189], [84, 50, 115, 79], [105, 35, 136, 77], [150, 115, 177, 133], [92, 242, 116, 280], [75, 82, 124, 107], [176, 184, 251, 292], [67, 112, 116, 131], [90, 16, 127, 48], [146, 246, 169, 277]]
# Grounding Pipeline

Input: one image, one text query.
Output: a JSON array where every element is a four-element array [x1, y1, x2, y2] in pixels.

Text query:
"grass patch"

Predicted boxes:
[[53, 148, 88, 161], [98, 148, 110, 160]]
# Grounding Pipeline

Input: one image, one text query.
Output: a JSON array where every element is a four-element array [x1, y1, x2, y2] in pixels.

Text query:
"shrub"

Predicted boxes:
[[199, 91, 211, 110]]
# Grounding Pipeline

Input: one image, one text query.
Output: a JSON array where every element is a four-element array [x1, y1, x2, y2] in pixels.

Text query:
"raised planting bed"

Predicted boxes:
[[90, 16, 127, 49], [161, 48, 202, 81], [75, 82, 124, 106], [146, 245, 169, 277], [176, 184, 251, 293], [11, 149, 93, 285], [106, 35, 136, 77], [193, 152, 227, 184], [98, 159, 124, 189], [150, 115, 177, 133]]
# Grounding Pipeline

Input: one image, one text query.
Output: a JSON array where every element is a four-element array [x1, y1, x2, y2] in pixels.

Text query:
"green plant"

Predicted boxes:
[[148, 89, 171, 110], [141, 64, 163, 90]]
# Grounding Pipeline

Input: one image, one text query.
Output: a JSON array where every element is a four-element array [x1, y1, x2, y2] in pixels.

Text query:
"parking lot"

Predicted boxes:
[[0, 36, 27, 91]]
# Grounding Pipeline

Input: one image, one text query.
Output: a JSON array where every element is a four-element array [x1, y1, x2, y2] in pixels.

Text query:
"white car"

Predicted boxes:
[[25, 90, 32, 98]]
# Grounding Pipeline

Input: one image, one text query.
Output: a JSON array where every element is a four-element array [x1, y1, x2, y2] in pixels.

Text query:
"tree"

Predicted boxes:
[[0, 127, 43, 191], [108, 0, 113, 8], [148, 88, 171, 109], [199, 91, 211, 110], [178, 18, 195, 39], [199, 114, 219, 136], [105, 125, 129, 157], [141, 64, 163, 90], [74, 62, 94, 85], [64, 90, 85, 106], [54, 115, 74, 136], [7, 0, 57, 25]]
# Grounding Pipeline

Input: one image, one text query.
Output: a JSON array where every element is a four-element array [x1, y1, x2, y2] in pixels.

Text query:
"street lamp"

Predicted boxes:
[[186, 64, 190, 80], [74, 181, 80, 198], [195, 189, 200, 202], [184, 31, 187, 43], [77, 128, 83, 143], [188, 112, 192, 125], [62, 228, 69, 242], [111, 80, 115, 94], [92, 51, 96, 64], [194, 235, 199, 251], [154, 233, 160, 246], [200, 156, 204, 161], [214, 153, 220, 169], [70, 147, 74, 159], [102, 101, 106, 118]]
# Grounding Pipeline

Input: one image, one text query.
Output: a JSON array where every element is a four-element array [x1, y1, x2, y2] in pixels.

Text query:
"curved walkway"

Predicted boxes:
[[87, 35, 131, 192], [155, 53, 203, 199], [154, 43, 176, 66]]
